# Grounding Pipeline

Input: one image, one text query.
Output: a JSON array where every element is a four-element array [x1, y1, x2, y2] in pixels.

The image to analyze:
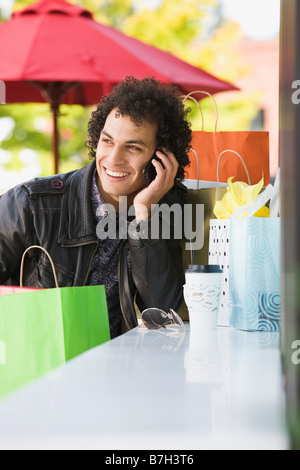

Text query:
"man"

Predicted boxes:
[[0, 77, 192, 338]]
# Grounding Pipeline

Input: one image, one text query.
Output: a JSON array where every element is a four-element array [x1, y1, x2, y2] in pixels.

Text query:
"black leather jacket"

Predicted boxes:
[[0, 161, 186, 332]]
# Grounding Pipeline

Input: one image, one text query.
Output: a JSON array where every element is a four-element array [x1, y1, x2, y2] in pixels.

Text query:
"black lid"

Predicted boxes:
[[185, 264, 223, 273]]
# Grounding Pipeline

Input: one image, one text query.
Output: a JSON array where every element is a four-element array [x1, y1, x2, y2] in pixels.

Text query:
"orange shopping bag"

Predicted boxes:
[[182, 91, 270, 185]]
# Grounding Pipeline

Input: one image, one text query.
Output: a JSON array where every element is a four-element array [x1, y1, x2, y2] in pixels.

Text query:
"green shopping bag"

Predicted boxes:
[[0, 246, 110, 399]]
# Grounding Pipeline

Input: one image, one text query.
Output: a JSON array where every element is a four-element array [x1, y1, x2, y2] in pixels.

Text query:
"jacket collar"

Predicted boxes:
[[58, 160, 97, 245]]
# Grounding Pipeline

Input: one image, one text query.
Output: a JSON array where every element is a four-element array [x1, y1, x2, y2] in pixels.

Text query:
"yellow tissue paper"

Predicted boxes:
[[213, 176, 270, 219]]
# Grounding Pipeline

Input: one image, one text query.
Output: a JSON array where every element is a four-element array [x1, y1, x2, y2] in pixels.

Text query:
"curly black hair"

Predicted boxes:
[[86, 76, 191, 180]]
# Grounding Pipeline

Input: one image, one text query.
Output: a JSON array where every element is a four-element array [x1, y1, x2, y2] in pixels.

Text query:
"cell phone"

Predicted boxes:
[[143, 152, 164, 186]]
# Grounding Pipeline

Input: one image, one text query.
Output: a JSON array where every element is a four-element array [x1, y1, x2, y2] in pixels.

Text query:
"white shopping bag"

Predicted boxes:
[[208, 219, 230, 326], [228, 170, 280, 331]]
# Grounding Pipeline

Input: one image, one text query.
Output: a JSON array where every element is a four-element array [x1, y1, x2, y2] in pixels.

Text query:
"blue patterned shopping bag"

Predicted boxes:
[[229, 217, 281, 331]]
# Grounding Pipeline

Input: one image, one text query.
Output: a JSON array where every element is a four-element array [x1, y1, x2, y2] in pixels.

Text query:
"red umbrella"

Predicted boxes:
[[0, 0, 238, 173]]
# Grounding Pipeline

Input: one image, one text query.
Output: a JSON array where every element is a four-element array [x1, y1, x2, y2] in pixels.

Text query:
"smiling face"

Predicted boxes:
[[95, 108, 158, 209]]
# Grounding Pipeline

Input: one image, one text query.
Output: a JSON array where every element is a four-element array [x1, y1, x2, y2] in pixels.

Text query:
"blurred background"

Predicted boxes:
[[0, 0, 280, 194]]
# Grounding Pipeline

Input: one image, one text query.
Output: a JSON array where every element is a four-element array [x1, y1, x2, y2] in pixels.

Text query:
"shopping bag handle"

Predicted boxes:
[[189, 149, 200, 189], [269, 167, 280, 217], [20, 245, 59, 288], [230, 168, 280, 218], [181, 94, 204, 131], [181, 90, 219, 132], [217, 149, 251, 185]]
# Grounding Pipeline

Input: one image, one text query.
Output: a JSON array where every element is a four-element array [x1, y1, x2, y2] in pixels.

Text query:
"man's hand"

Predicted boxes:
[[133, 149, 179, 223]]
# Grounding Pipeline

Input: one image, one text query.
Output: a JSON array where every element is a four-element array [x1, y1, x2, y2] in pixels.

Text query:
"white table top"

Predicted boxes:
[[0, 325, 289, 450]]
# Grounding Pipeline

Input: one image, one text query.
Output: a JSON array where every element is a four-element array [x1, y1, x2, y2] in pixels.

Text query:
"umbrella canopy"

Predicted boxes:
[[0, 0, 238, 173]]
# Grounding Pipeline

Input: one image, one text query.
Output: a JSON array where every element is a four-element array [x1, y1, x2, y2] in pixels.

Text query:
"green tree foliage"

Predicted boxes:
[[0, 0, 260, 177], [124, 0, 209, 53]]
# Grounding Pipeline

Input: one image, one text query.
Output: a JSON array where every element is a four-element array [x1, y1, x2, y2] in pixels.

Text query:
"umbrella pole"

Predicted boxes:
[[30, 81, 81, 175], [52, 103, 59, 175]]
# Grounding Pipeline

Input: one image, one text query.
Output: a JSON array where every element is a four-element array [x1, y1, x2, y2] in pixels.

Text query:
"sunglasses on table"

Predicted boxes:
[[140, 308, 185, 330]]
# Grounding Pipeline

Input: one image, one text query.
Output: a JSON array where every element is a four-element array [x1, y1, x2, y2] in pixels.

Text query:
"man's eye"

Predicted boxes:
[[128, 146, 141, 151]]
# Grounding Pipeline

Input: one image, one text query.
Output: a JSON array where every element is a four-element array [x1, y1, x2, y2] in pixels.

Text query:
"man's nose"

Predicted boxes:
[[107, 145, 125, 165]]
